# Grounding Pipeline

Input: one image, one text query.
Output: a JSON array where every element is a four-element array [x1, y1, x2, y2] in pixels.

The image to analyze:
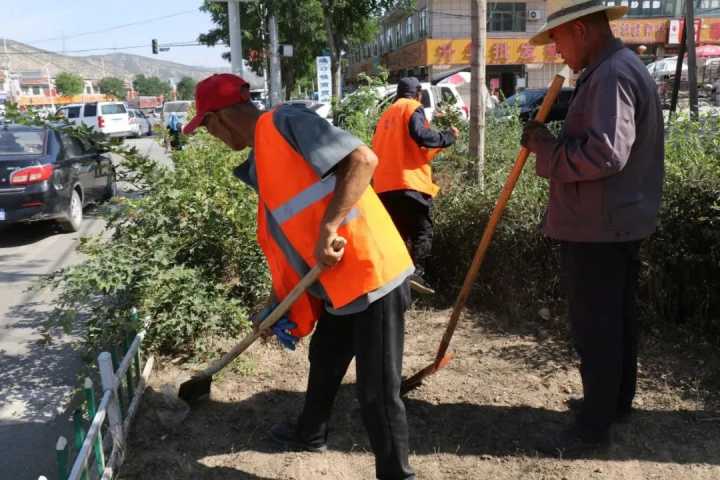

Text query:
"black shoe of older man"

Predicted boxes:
[[565, 397, 635, 424], [270, 422, 328, 453], [536, 425, 611, 458]]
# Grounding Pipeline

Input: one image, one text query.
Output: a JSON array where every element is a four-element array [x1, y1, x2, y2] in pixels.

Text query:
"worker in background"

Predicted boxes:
[[371, 77, 458, 295], [183, 74, 416, 480], [522, 0, 664, 456]]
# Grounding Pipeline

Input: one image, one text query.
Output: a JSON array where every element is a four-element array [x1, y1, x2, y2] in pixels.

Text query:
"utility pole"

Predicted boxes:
[[685, 0, 699, 118], [210, 0, 247, 77], [268, 13, 282, 106], [470, 0, 487, 188], [227, 0, 245, 77]]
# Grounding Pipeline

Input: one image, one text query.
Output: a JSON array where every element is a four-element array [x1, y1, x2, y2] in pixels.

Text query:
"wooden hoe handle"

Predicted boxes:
[[433, 75, 566, 366], [200, 238, 346, 378]]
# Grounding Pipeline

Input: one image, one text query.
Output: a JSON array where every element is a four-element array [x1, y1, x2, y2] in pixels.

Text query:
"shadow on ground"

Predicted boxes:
[[120, 383, 720, 479]]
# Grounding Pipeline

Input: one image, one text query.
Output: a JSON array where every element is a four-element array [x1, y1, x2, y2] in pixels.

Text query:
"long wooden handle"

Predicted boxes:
[[433, 74, 566, 365], [199, 238, 346, 378]]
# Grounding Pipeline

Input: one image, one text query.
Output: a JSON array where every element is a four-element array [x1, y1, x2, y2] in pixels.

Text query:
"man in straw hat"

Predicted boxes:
[[521, 0, 664, 454]]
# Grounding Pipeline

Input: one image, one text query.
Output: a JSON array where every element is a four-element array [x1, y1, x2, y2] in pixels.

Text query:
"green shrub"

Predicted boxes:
[[428, 111, 720, 343], [429, 115, 559, 316], [49, 130, 269, 354], [643, 113, 720, 339]]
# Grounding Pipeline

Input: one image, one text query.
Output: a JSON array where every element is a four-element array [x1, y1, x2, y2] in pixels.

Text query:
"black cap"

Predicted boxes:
[[396, 77, 421, 99]]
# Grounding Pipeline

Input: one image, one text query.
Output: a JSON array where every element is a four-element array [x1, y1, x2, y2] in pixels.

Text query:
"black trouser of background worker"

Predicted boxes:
[[560, 240, 642, 439], [296, 283, 415, 480], [378, 190, 433, 278]]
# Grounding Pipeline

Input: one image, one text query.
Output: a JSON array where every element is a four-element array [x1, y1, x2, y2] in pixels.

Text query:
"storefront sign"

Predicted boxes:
[[668, 19, 682, 45], [316, 56, 332, 103], [700, 18, 720, 44], [426, 39, 562, 66], [385, 40, 427, 72], [609, 18, 669, 44]]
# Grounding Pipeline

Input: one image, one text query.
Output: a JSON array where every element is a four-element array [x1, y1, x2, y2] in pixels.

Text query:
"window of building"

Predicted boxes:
[[699, 0, 720, 12], [607, 0, 674, 16], [386, 28, 393, 50], [32, 86, 41, 95], [406, 16, 415, 42], [488, 3, 527, 32], [419, 9, 428, 36], [395, 23, 402, 46]]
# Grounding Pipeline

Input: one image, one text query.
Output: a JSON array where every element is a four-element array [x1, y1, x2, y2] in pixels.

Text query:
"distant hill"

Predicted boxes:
[[1, 39, 265, 88]]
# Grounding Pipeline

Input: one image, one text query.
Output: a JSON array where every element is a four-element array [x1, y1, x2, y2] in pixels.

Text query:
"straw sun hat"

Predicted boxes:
[[530, 0, 629, 45]]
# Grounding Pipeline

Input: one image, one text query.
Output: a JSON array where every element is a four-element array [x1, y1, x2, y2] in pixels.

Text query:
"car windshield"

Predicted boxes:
[[101, 104, 127, 114], [0, 130, 45, 155], [163, 102, 191, 113]]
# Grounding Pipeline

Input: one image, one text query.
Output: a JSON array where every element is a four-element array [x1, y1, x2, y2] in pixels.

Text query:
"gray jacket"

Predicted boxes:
[[534, 40, 664, 242]]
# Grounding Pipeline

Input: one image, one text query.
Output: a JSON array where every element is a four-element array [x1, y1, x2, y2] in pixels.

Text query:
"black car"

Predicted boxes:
[[0, 123, 116, 232], [495, 87, 575, 122]]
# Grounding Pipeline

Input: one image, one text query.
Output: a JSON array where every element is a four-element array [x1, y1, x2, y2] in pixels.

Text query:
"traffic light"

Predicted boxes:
[[152, 39, 159, 55]]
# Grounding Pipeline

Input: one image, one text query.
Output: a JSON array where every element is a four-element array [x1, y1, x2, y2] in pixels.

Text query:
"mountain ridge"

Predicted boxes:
[[0, 39, 236, 82]]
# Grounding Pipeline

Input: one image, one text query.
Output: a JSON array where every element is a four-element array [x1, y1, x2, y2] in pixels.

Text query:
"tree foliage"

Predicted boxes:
[[133, 74, 172, 97], [98, 77, 126, 100], [176, 76, 197, 100], [55, 72, 84, 96], [199, 0, 326, 96], [198, 0, 411, 98]]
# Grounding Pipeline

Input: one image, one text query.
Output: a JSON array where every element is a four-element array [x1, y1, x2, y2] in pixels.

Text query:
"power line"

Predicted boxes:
[[25, 10, 198, 44], [3, 41, 222, 56]]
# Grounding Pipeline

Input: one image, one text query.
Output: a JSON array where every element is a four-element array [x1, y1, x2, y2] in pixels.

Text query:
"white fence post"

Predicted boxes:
[[98, 351, 124, 465]]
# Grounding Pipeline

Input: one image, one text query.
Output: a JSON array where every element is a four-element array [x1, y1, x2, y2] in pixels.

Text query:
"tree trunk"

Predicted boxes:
[[469, 0, 487, 188], [320, 0, 342, 99]]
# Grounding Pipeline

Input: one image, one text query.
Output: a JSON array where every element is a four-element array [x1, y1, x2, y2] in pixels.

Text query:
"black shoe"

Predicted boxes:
[[565, 397, 634, 423], [409, 274, 435, 295], [536, 425, 611, 458], [270, 422, 327, 453]]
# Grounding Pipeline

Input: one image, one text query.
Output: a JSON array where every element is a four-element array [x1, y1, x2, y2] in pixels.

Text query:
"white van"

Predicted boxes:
[[56, 102, 132, 138], [377, 82, 470, 121]]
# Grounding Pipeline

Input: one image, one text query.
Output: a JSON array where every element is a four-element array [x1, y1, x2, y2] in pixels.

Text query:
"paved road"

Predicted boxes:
[[0, 136, 168, 479]]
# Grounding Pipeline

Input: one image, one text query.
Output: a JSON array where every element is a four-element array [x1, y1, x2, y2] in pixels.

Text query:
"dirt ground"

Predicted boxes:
[[119, 306, 720, 479]]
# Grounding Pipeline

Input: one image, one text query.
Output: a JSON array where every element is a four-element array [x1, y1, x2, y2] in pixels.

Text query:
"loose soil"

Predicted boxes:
[[119, 306, 720, 479]]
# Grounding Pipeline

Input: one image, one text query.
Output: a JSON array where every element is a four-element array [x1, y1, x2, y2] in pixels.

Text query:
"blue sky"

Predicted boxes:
[[3, 0, 230, 68]]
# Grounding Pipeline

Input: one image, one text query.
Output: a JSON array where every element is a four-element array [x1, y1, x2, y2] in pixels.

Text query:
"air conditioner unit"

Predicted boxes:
[[528, 9, 543, 21]]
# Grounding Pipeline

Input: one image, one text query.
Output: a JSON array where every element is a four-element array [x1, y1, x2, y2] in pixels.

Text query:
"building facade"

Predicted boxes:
[[347, 0, 720, 97]]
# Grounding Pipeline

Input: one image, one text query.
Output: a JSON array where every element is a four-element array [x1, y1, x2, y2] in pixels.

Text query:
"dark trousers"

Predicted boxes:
[[378, 191, 433, 275], [297, 284, 415, 480], [560, 240, 642, 435]]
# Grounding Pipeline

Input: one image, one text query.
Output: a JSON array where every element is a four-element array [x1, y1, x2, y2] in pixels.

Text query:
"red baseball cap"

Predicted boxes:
[[183, 73, 250, 134]]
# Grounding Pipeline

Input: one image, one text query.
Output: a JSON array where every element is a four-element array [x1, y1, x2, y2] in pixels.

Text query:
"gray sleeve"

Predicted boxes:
[[273, 106, 364, 178], [535, 66, 636, 183]]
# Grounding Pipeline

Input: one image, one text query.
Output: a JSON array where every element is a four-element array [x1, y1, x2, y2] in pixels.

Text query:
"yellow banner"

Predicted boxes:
[[700, 18, 720, 44], [610, 18, 668, 44], [426, 39, 562, 66]]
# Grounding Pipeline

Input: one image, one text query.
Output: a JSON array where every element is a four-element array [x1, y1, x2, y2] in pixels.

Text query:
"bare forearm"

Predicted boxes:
[[321, 145, 377, 232]]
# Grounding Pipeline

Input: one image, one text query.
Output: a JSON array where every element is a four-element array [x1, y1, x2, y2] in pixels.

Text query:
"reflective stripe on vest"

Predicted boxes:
[[257, 201, 323, 338], [254, 111, 413, 316], [371, 98, 441, 197]]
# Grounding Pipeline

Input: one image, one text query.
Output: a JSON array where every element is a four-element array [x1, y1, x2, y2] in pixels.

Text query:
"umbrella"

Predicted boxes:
[[695, 45, 720, 58]]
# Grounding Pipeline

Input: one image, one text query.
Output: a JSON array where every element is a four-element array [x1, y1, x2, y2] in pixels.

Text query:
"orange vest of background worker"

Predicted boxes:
[[372, 77, 458, 295], [183, 73, 418, 479]]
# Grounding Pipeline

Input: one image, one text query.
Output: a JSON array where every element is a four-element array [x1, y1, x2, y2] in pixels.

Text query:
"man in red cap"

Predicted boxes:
[[184, 73, 416, 480]]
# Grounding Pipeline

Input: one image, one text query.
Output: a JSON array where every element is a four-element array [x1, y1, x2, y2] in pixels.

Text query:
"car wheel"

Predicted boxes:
[[103, 170, 118, 201], [59, 189, 83, 233]]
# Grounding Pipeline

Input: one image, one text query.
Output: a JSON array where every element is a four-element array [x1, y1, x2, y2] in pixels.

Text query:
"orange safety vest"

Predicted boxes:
[[254, 112, 413, 338], [371, 98, 442, 197]]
